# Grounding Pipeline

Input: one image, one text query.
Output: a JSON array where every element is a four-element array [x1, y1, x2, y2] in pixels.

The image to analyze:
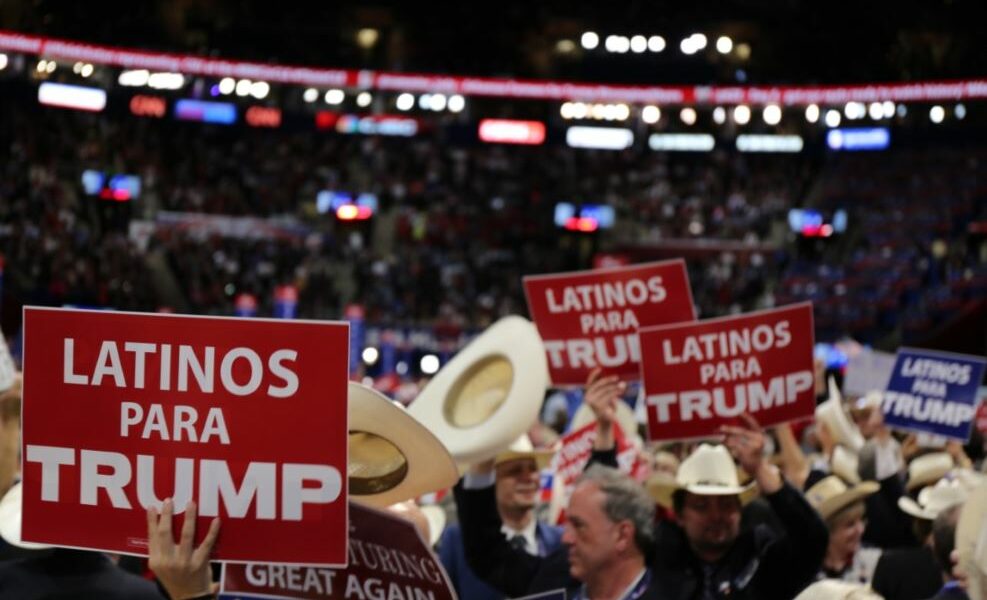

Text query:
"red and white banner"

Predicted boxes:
[[221, 502, 457, 600], [550, 420, 644, 524], [523, 260, 696, 385], [639, 303, 815, 441], [21, 307, 350, 565], [3, 31, 987, 105]]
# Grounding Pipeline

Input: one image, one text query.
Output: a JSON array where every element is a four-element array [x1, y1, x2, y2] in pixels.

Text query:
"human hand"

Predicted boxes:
[[583, 368, 625, 450], [147, 499, 220, 600], [720, 413, 767, 475]]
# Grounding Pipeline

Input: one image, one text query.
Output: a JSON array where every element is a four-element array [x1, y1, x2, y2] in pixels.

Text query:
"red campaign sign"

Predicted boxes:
[[976, 397, 987, 435], [20, 307, 350, 565], [550, 420, 643, 524], [639, 303, 815, 441], [221, 502, 457, 600], [523, 260, 696, 385]]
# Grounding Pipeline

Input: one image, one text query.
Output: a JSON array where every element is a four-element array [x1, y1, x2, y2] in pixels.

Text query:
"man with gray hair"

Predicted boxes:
[[455, 463, 663, 598], [564, 465, 655, 599]]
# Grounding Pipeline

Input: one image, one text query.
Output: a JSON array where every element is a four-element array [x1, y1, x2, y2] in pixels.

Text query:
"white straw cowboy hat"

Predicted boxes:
[[905, 451, 954, 492], [0, 482, 52, 550], [349, 382, 458, 508], [805, 475, 879, 521], [495, 435, 556, 471], [831, 445, 862, 485], [794, 579, 884, 600], [408, 316, 549, 467], [815, 377, 865, 452], [899, 477, 969, 521], [571, 397, 642, 448], [647, 444, 758, 508], [420, 505, 447, 547]]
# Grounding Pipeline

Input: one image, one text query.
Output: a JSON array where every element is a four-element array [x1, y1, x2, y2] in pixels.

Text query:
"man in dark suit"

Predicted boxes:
[[439, 438, 563, 600], [924, 505, 967, 600]]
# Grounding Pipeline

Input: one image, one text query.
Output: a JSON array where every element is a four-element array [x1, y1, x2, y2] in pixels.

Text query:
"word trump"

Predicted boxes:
[[648, 371, 813, 422], [63, 338, 299, 397], [883, 393, 976, 427], [25, 445, 342, 519]]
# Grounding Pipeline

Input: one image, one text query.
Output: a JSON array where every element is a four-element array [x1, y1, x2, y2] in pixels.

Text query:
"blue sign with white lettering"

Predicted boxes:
[[883, 348, 987, 440]]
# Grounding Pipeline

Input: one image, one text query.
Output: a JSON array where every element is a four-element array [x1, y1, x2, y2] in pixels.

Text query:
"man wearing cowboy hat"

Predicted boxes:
[[439, 437, 563, 600], [644, 414, 829, 600]]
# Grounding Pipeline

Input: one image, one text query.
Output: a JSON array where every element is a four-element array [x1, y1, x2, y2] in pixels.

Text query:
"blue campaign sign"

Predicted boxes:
[[883, 347, 987, 440]]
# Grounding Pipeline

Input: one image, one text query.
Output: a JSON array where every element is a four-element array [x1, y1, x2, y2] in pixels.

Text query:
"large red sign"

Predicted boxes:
[[639, 303, 815, 441], [221, 502, 457, 600], [523, 260, 696, 385], [21, 307, 350, 565]]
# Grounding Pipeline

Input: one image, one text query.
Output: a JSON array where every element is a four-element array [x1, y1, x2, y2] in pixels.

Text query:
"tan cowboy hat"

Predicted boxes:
[[831, 445, 862, 485], [408, 316, 549, 467], [420, 505, 446, 547], [571, 397, 642, 448], [349, 382, 459, 508], [794, 580, 883, 600], [0, 328, 15, 393], [905, 451, 954, 492], [495, 435, 556, 471], [815, 377, 864, 452], [899, 477, 968, 521], [0, 482, 52, 550], [805, 475, 879, 521], [647, 444, 758, 508]]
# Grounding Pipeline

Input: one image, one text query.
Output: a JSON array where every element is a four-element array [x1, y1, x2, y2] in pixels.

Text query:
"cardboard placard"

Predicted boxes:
[[882, 348, 987, 441], [21, 307, 350, 565], [220, 502, 457, 600], [523, 260, 696, 385], [550, 420, 643, 524], [639, 303, 816, 441], [843, 349, 896, 398]]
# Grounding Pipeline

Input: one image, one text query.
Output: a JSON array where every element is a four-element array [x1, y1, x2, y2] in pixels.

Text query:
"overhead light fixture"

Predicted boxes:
[[581, 31, 600, 50]]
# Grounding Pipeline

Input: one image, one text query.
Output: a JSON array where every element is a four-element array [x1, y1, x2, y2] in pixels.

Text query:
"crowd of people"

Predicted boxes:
[[1, 95, 985, 361]]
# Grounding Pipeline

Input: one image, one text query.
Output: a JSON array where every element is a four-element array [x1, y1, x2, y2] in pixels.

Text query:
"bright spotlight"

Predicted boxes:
[[418, 94, 432, 110], [356, 28, 379, 49], [680, 107, 697, 125], [805, 104, 820, 123], [362, 347, 379, 365], [430, 93, 447, 111], [615, 104, 630, 121], [630, 35, 647, 53], [867, 102, 883, 120], [572, 102, 588, 119], [680, 38, 697, 55], [325, 89, 345, 105], [561, 102, 575, 120], [825, 109, 841, 128], [234, 79, 251, 97], [356, 91, 373, 107], [733, 105, 751, 125], [420, 354, 440, 375], [882, 101, 895, 118], [713, 106, 726, 124], [396, 93, 415, 111], [581, 31, 600, 50], [447, 94, 465, 113], [250, 81, 270, 99], [843, 102, 865, 120], [303, 88, 319, 103], [0, 54, 7, 71], [80, 64, 94, 78], [648, 35, 666, 52], [929, 105, 945, 124], [691, 33, 708, 50], [762, 104, 782, 125], [955, 104, 966, 120], [716, 36, 733, 54], [642, 105, 661, 124]]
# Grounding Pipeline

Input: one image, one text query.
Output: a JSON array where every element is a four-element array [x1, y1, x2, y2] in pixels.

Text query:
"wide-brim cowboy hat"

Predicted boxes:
[[349, 382, 459, 508], [495, 435, 556, 471], [0, 482, 52, 550], [815, 377, 864, 452], [408, 316, 549, 467], [571, 397, 642, 448], [805, 475, 879, 521], [831, 445, 862, 485], [647, 444, 758, 509], [899, 477, 968, 521], [905, 451, 954, 492], [420, 505, 446, 547], [794, 579, 883, 600]]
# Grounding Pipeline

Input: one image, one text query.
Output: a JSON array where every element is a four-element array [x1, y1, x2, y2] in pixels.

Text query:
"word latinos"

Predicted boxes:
[[63, 338, 299, 397], [546, 277, 667, 313]]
